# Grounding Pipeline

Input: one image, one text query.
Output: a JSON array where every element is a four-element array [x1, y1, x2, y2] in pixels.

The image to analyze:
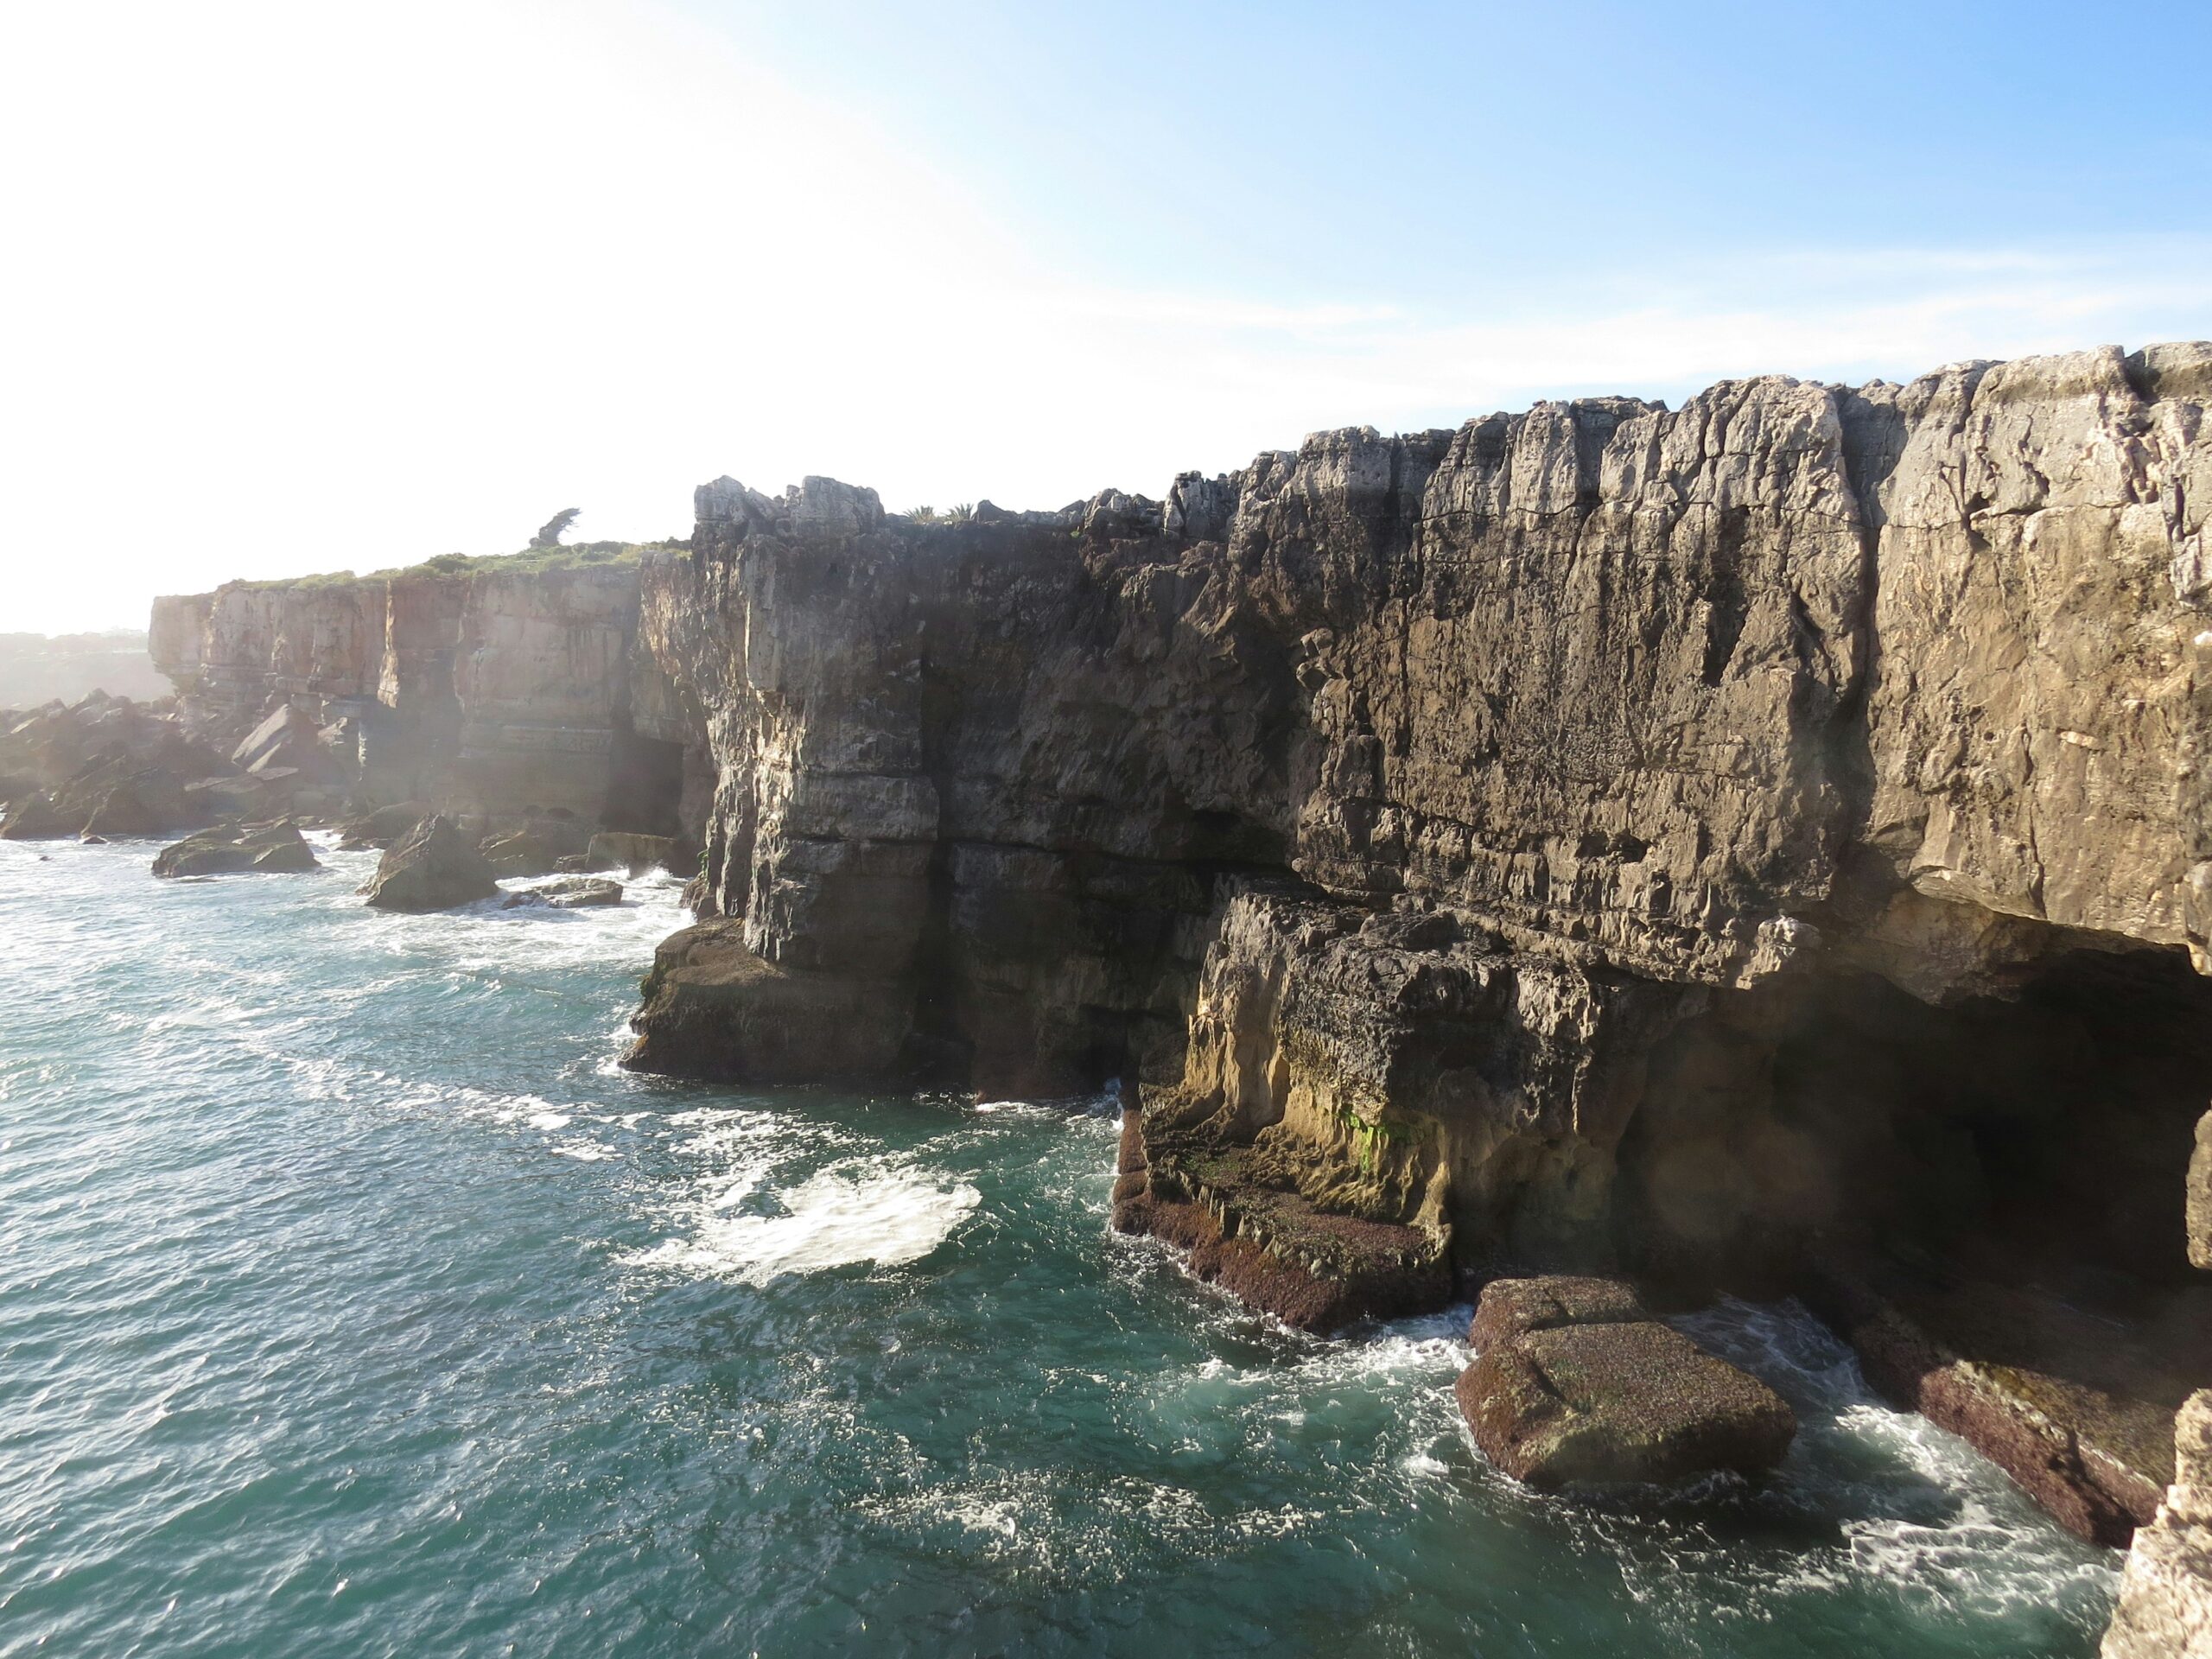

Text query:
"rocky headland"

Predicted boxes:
[[118, 341, 2212, 1649], [611, 343, 2211, 1584]]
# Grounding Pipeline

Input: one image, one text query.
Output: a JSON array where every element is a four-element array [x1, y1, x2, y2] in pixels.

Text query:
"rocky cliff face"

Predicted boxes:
[[151, 556, 709, 833], [626, 344, 2212, 1561]]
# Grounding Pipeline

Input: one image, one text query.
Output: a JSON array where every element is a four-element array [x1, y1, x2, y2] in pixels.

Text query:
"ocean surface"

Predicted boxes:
[[0, 836, 2123, 1657]]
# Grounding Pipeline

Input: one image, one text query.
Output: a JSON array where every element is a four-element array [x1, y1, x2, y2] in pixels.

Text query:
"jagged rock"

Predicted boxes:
[[479, 829, 562, 876], [360, 814, 499, 912], [153, 821, 319, 878], [501, 876, 623, 909], [2104, 1391, 2212, 1659], [2192, 1111, 2212, 1273], [336, 801, 430, 850], [587, 831, 687, 876], [231, 703, 351, 785], [1456, 1274, 1796, 1488], [0, 694, 233, 839]]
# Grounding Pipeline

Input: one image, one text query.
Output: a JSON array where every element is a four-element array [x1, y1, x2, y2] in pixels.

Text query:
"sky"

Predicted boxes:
[[3, 0, 2211, 633]]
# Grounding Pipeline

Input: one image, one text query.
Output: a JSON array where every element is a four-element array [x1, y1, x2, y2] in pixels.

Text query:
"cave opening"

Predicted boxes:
[[601, 729, 686, 837], [1619, 939, 2212, 1522]]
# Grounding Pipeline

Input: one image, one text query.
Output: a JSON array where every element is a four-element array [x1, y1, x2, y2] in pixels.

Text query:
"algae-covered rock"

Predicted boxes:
[[1457, 1274, 1796, 1489]]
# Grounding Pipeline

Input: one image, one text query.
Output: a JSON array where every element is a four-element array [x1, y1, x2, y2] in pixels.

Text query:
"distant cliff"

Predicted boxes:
[[149, 547, 709, 834], [0, 631, 169, 708]]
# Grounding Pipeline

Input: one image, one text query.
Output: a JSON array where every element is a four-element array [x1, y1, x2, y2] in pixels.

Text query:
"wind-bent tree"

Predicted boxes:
[[531, 507, 582, 549]]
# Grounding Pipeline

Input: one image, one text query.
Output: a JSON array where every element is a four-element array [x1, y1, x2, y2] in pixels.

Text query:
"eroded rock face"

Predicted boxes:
[[150, 555, 712, 836], [360, 814, 499, 912], [602, 346, 2211, 1559], [2105, 1391, 2212, 1658], [1455, 1274, 1796, 1489], [2191, 1112, 2212, 1274], [627, 347, 2212, 1260]]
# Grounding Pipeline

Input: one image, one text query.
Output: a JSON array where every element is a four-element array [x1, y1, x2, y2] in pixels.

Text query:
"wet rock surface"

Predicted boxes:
[[501, 876, 624, 909], [1455, 1274, 1796, 1489], [1802, 1254, 2206, 1547], [152, 821, 319, 878], [360, 814, 499, 912]]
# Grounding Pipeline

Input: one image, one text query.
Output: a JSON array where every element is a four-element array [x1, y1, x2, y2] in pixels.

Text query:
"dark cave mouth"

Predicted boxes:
[[1618, 937, 2212, 1509]]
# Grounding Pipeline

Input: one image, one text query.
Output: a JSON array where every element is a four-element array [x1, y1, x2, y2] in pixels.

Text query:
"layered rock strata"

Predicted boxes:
[[608, 346, 2209, 1562], [151, 555, 710, 838]]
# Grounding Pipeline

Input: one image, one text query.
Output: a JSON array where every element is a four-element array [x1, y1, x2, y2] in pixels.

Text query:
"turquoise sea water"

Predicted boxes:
[[0, 836, 2122, 1657]]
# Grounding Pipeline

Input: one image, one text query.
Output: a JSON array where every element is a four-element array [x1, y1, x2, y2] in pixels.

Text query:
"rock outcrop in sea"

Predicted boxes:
[[609, 345, 2212, 1574]]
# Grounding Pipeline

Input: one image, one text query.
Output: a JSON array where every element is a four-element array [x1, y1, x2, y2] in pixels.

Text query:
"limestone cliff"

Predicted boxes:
[[151, 553, 709, 834], [625, 344, 2212, 1558]]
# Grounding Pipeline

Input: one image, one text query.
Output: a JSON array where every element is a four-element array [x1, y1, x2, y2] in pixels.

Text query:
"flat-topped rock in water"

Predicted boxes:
[[1802, 1254, 2204, 1546], [1456, 1274, 1796, 1489], [1467, 1275, 1650, 1350], [360, 814, 499, 912], [1111, 1107, 1452, 1332], [502, 876, 623, 909], [153, 821, 319, 877]]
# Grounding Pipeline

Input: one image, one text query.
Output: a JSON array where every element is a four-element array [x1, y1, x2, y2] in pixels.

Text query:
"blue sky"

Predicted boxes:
[[4, 0, 2209, 631], [706, 0, 2212, 315]]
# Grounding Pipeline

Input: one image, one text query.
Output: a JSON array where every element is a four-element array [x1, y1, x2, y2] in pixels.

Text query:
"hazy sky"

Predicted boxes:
[[5, 0, 2211, 633]]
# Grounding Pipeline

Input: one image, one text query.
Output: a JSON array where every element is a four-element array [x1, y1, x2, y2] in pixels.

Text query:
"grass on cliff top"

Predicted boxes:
[[226, 540, 685, 590]]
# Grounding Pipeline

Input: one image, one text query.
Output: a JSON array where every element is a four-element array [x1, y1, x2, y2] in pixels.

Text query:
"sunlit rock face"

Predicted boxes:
[[2104, 1391, 2212, 1659], [150, 558, 710, 835], [633, 342, 2209, 1084], [626, 348, 2212, 1560]]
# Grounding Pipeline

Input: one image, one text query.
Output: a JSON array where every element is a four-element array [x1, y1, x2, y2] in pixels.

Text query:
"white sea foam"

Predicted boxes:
[[549, 1141, 620, 1162], [626, 1158, 981, 1285]]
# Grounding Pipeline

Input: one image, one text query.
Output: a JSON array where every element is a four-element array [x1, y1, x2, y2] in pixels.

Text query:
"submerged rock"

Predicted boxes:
[[153, 821, 320, 878], [502, 876, 624, 909], [1456, 1275, 1796, 1489], [360, 814, 499, 912]]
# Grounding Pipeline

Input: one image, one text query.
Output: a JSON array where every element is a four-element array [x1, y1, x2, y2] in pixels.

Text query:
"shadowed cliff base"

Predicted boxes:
[[609, 342, 2212, 1575]]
